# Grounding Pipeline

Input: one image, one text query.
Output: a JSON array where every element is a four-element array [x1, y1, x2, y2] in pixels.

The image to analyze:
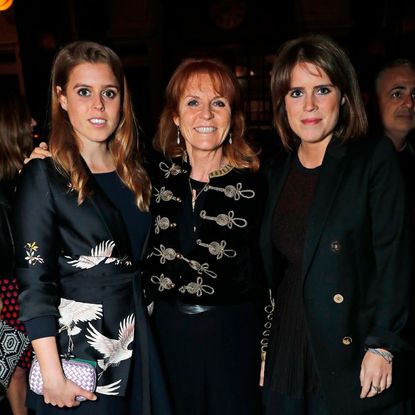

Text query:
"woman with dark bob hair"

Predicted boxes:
[[260, 34, 414, 414], [145, 57, 266, 415]]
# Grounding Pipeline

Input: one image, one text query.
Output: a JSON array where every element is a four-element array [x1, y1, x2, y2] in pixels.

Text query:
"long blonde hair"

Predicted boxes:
[[49, 41, 151, 211]]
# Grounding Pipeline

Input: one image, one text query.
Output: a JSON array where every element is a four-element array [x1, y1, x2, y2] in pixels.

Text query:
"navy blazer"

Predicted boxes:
[[260, 136, 414, 414]]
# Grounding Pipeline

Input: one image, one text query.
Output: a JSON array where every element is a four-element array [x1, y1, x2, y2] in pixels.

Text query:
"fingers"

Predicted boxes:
[[24, 142, 51, 164], [360, 351, 393, 399], [78, 390, 97, 401], [385, 372, 393, 390]]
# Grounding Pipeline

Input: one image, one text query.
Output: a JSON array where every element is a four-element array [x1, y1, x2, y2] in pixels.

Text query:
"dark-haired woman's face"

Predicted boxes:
[[285, 62, 343, 147], [57, 62, 121, 148]]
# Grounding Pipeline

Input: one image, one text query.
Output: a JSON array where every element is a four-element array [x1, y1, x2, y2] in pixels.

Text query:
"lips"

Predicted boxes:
[[194, 126, 217, 133], [89, 118, 106, 125], [301, 118, 321, 125]]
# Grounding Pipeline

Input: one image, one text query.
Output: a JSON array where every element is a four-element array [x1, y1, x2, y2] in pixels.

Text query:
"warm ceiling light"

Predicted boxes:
[[0, 0, 13, 11]]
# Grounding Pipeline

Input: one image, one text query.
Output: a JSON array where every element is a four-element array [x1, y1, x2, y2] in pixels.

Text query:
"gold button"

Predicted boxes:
[[330, 241, 341, 252], [342, 336, 352, 345], [333, 294, 344, 303]]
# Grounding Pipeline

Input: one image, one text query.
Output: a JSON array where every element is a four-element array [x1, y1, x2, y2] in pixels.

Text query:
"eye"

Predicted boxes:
[[391, 90, 402, 99], [212, 99, 227, 108], [316, 86, 331, 95], [186, 99, 199, 107], [411, 90, 415, 99], [102, 89, 117, 99], [77, 88, 90, 97], [289, 89, 303, 98]]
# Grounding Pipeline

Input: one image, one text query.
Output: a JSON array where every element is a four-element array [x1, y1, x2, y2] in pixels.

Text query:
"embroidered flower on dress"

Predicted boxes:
[[24, 242, 44, 265]]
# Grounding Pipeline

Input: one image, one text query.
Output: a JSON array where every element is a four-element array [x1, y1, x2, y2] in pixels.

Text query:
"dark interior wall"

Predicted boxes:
[[9, 0, 415, 140]]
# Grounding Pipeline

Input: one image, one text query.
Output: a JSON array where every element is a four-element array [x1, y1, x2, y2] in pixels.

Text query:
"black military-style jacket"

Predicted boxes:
[[144, 155, 266, 306]]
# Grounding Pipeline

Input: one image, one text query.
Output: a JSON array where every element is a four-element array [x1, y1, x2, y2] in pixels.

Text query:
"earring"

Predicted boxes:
[[176, 126, 181, 145], [228, 133, 232, 144]]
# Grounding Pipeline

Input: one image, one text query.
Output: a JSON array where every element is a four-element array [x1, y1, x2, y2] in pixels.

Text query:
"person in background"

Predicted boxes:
[[374, 58, 415, 359], [144, 57, 266, 415], [0, 91, 35, 415], [260, 34, 414, 415], [12, 40, 171, 414], [374, 59, 415, 152]]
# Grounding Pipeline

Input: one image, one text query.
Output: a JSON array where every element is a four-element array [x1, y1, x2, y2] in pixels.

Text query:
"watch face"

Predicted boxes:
[[210, 0, 246, 30]]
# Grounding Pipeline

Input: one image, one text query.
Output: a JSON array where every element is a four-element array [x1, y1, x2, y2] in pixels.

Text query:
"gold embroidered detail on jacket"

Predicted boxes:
[[154, 186, 182, 203], [154, 215, 176, 234], [196, 239, 237, 259], [65, 240, 132, 269], [158, 161, 187, 178], [199, 210, 248, 228], [24, 242, 44, 265], [261, 289, 275, 355], [150, 273, 175, 291], [147, 244, 218, 278], [207, 183, 255, 200], [178, 277, 215, 296]]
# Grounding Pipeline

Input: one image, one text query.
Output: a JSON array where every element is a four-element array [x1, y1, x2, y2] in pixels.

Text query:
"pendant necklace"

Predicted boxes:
[[188, 178, 209, 211]]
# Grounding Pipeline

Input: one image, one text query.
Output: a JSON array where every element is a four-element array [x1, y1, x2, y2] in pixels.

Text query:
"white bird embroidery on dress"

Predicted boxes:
[[85, 314, 135, 379], [66, 240, 118, 269], [58, 298, 103, 353]]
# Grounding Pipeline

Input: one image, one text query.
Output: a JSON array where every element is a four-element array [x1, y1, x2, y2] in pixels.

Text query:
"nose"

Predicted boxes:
[[93, 94, 105, 111], [304, 94, 317, 112], [200, 104, 213, 119], [402, 93, 415, 109]]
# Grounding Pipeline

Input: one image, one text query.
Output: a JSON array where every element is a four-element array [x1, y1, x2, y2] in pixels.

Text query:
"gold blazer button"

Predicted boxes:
[[333, 294, 344, 303], [342, 336, 352, 345], [330, 241, 341, 252]]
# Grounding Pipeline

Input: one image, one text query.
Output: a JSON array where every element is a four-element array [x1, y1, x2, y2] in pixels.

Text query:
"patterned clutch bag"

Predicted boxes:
[[29, 356, 97, 401], [0, 319, 30, 388]]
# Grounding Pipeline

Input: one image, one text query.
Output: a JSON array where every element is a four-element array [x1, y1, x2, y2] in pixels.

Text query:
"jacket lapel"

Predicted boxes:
[[302, 140, 349, 278], [260, 151, 293, 288]]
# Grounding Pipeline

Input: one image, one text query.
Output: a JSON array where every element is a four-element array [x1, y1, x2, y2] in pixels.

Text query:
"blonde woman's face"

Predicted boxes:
[[57, 62, 121, 147], [284, 62, 343, 147]]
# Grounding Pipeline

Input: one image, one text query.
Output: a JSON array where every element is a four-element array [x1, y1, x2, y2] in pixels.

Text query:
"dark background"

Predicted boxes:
[[0, 0, 414, 145]]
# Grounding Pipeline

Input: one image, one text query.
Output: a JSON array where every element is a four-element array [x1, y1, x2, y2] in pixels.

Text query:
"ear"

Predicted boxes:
[[173, 115, 179, 127], [341, 96, 346, 106], [56, 86, 68, 111]]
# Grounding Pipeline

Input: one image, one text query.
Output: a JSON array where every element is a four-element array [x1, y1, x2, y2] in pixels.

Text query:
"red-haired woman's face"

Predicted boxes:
[[173, 73, 231, 158]]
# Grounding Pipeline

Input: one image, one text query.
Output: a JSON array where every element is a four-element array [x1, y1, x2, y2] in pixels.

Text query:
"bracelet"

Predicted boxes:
[[261, 351, 267, 362], [367, 348, 393, 364]]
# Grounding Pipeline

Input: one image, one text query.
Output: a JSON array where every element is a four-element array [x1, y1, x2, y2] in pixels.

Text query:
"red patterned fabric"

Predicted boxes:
[[0, 277, 32, 368]]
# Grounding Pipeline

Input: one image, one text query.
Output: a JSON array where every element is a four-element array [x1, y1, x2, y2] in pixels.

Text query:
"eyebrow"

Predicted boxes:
[[183, 94, 226, 100], [289, 83, 334, 90], [72, 83, 119, 89]]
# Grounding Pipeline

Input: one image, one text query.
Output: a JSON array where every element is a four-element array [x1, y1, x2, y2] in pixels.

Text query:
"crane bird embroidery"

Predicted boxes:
[[86, 314, 135, 379], [66, 240, 118, 269], [58, 298, 103, 353]]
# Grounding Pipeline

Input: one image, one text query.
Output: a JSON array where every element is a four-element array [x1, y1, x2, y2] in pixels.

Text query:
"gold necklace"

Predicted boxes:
[[188, 178, 209, 211]]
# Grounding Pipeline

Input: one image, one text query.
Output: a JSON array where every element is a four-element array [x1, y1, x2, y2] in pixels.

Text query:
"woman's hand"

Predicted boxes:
[[42, 374, 97, 407], [24, 142, 51, 164], [32, 337, 97, 408], [359, 349, 392, 398]]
